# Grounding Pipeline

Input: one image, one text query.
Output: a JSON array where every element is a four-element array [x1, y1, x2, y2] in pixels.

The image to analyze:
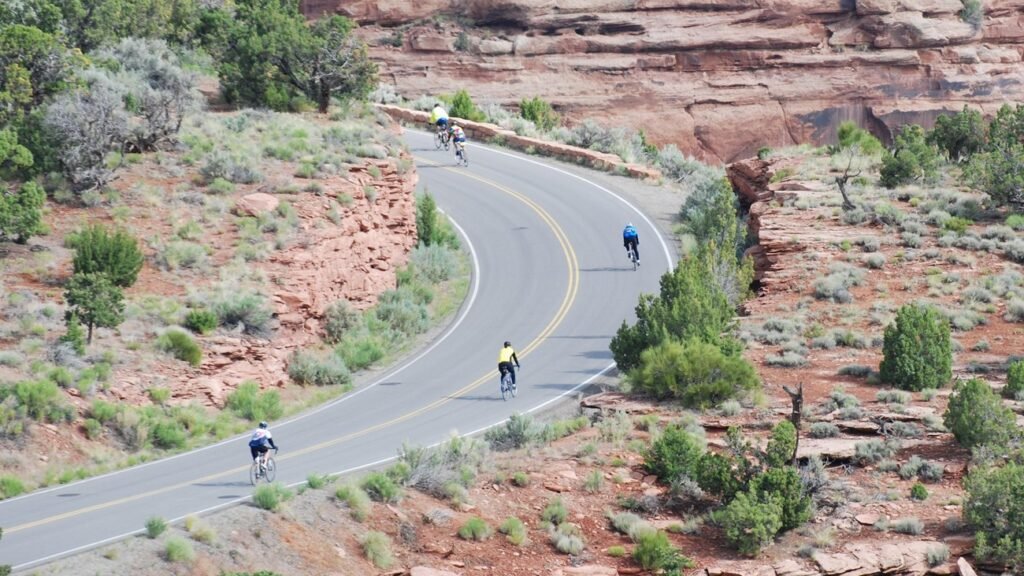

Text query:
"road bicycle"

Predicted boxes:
[[500, 366, 517, 401], [627, 245, 639, 271], [250, 448, 278, 485], [433, 126, 450, 150], [454, 141, 469, 167]]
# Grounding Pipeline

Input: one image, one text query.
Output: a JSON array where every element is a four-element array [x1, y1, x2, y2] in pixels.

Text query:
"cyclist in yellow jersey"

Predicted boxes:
[[497, 341, 520, 386], [429, 103, 449, 131]]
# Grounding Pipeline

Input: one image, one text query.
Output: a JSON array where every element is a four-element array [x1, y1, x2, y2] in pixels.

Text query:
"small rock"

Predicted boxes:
[[855, 513, 880, 526]]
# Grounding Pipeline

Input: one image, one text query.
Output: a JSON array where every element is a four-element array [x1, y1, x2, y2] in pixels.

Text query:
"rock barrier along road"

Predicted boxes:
[[0, 130, 675, 572]]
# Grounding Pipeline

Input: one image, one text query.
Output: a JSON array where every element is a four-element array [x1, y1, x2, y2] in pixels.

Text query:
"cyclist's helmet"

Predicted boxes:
[[627, 222, 633, 227], [258, 421, 268, 429], [435, 103, 443, 108], [504, 341, 511, 348]]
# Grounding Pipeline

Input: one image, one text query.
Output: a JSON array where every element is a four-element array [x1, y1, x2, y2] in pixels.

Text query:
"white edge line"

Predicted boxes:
[[0, 213, 481, 505], [411, 128, 675, 272], [11, 362, 616, 573]]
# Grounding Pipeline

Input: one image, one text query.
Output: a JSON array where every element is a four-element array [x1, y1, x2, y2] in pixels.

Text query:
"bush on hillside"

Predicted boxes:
[[644, 423, 704, 483], [0, 181, 46, 244], [715, 491, 784, 556], [965, 461, 1024, 569], [928, 106, 986, 162], [63, 272, 125, 343], [184, 309, 218, 335], [631, 338, 759, 408], [447, 89, 486, 122], [519, 96, 560, 132], [764, 420, 797, 468], [880, 125, 939, 188], [944, 378, 1018, 449], [70, 225, 144, 288], [1006, 360, 1024, 399], [225, 380, 283, 423], [323, 300, 362, 343], [156, 329, 202, 367], [879, 303, 952, 391], [287, 350, 352, 387], [748, 467, 812, 531]]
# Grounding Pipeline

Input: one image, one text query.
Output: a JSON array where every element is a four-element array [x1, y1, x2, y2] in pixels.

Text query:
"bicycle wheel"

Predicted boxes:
[[249, 460, 258, 485], [433, 130, 442, 150], [460, 145, 469, 166], [263, 457, 277, 483], [501, 373, 512, 401], [632, 253, 637, 271], [510, 379, 517, 398], [443, 134, 450, 151]]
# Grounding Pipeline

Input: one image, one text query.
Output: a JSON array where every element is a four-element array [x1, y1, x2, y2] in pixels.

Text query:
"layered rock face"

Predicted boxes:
[[316, 0, 1023, 162]]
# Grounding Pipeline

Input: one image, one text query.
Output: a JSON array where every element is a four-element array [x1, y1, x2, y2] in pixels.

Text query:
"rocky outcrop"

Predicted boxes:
[[317, 0, 1023, 162], [139, 154, 418, 407]]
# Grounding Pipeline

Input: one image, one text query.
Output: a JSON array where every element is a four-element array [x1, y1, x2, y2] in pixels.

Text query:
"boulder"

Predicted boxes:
[[235, 193, 280, 217]]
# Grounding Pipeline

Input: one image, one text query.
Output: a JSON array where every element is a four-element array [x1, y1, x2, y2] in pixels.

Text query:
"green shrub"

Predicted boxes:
[[225, 381, 283, 423], [876, 389, 912, 404], [583, 470, 604, 493], [880, 303, 952, 391], [715, 491, 783, 556], [809, 423, 840, 438], [253, 482, 293, 511], [287, 349, 351, 387], [63, 272, 126, 344], [361, 531, 394, 569], [148, 387, 170, 405], [1005, 360, 1024, 399], [156, 329, 202, 367], [928, 106, 985, 162], [965, 461, 1024, 568], [910, 482, 929, 500], [208, 290, 273, 336], [632, 338, 759, 408], [83, 417, 102, 439], [632, 528, 694, 571], [644, 423, 704, 483], [499, 517, 528, 545], [59, 312, 86, 355], [880, 125, 939, 188], [70, 225, 144, 288], [151, 419, 186, 449], [764, 420, 797, 468], [334, 484, 371, 521], [458, 516, 492, 541], [306, 473, 329, 489], [361, 471, 402, 503], [607, 545, 626, 557], [519, 97, 560, 131], [145, 516, 167, 538], [90, 400, 117, 423], [609, 512, 646, 537], [549, 523, 585, 554], [184, 309, 218, 335], [0, 476, 25, 499], [410, 243, 459, 283], [944, 216, 972, 235], [484, 412, 540, 451], [323, 300, 361, 343], [854, 439, 900, 465], [748, 467, 811, 530], [164, 536, 194, 563], [542, 497, 568, 525], [447, 89, 486, 122], [512, 471, 530, 487], [944, 378, 1018, 449], [890, 517, 924, 535], [13, 378, 73, 423]]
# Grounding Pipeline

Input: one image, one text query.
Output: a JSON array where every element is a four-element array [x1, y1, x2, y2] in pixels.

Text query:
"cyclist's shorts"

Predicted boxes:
[[453, 136, 466, 143], [436, 118, 449, 127]]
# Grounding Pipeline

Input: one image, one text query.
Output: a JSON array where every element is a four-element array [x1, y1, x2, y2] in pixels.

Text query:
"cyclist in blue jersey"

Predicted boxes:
[[623, 223, 639, 265]]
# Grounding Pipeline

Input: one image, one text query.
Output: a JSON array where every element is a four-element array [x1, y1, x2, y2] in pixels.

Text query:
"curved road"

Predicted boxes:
[[0, 130, 674, 572]]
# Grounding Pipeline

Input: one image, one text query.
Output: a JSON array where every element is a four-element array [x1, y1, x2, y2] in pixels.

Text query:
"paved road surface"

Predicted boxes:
[[0, 129, 674, 572]]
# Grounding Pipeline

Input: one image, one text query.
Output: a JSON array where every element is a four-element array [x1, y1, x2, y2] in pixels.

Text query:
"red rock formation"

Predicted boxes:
[[310, 0, 1024, 162], [170, 155, 418, 407]]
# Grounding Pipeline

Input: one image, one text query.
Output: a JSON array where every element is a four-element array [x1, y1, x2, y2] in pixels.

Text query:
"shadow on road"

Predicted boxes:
[[580, 266, 635, 272]]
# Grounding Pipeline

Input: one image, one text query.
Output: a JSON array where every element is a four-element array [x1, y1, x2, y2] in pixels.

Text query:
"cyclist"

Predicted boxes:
[[497, 341, 520, 388], [623, 222, 639, 265], [248, 421, 278, 475], [429, 102, 449, 135], [449, 123, 467, 159]]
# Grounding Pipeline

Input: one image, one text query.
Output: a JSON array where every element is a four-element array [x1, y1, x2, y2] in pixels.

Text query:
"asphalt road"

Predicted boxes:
[[0, 129, 674, 572]]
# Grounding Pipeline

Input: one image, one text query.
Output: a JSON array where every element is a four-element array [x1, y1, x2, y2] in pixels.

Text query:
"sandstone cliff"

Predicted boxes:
[[311, 0, 1023, 162]]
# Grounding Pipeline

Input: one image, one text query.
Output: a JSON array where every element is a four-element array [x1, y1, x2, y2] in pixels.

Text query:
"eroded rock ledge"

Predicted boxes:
[[308, 0, 1023, 162]]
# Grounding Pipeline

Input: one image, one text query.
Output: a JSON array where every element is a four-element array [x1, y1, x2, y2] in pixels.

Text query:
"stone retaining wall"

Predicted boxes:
[[375, 104, 661, 181]]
